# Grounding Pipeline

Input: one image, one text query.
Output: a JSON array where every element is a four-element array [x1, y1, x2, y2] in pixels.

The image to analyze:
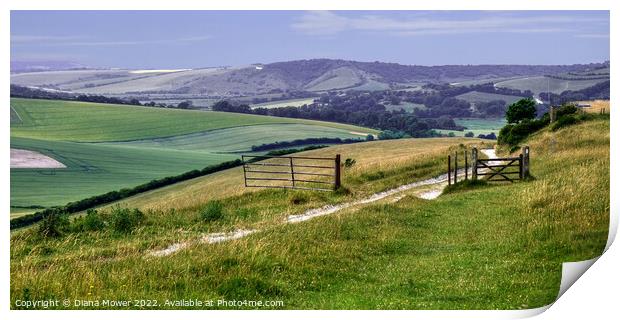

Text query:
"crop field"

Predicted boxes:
[[10, 118, 608, 309], [10, 98, 377, 212], [104, 124, 364, 153], [494, 76, 608, 96], [577, 100, 610, 114], [435, 118, 506, 137], [10, 136, 236, 208], [250, 98, 315, 109], [11, 98, 375, 142], [10, 106, 22, 124], [455, 91, 523, 105]]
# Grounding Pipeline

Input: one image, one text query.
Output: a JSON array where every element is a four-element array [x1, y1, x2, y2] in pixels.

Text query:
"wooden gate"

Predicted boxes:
[[242, 154, 341, 191], [447, 146, 530, 184], [473, 146, 529, 182]]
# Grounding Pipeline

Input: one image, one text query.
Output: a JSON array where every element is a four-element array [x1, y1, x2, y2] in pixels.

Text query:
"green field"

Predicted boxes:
[[455, 91, 523, 105], [494, 76, 608, 96], [103, 124, 364, 153], [10, 98, 377, 211], [436, 118, 506, 137], [250, 98, 315, 109], [11, 98, 374, 142], [10, 118, 608, 309]]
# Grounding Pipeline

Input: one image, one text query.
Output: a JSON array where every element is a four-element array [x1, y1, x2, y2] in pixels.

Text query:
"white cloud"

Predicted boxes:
[[291, 11, 607, 36]]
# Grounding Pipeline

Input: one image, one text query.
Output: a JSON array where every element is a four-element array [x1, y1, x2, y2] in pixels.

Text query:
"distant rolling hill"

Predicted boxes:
[[10, 59, 609, 98]]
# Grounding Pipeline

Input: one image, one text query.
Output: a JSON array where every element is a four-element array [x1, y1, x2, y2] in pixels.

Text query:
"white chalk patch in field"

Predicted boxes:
[[10, 148, 66, 169], [201, 229, 257, 244]]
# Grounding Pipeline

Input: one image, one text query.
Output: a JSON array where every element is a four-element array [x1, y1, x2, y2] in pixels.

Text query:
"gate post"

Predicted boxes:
[[464, 150, 468, 180], [454, 152, 458, 184], [334, 154, 341, 190], [521, 146, 530, 178], [472, 148, 478, 180], [447, 155, 451, 186], [519, 154, 524, 180]]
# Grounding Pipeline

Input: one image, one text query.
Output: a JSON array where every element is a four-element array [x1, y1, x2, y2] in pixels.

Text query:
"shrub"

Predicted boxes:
[[73, 209, 106, 232], [344, 158, 356, 168], [464, 131, 474, 138], [38, 213, 69, 238], [554, 103, 579, 118], [201, 201, 224, 222], [506, 98, 537, 123], [498, 116, 549, 146], [110, 207, 145, 233], [366, 134, 375, 141], [551, 114, 579, 131]]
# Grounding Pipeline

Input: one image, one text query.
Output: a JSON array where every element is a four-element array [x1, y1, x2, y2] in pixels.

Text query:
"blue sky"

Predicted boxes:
[[11, 10, 610, 68]]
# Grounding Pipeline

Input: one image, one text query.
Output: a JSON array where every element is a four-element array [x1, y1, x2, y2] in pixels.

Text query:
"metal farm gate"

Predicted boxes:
[[242, 154, 341, 191]]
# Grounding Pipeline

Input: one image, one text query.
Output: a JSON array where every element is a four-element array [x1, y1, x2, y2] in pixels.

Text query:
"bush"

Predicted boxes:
[[464, 131, 474, 138], [551, 114, 579, 131], [554, 104, 579, 118], [109, 207, 145, 233], [71, 209, 106, 232], [344, 158, 356, 168], [38, 213, 69, 238], [201, 201, 224, 222], [498, 116, 549, 146], [366, 134, 375, 141], [506, 98, 537, 124]]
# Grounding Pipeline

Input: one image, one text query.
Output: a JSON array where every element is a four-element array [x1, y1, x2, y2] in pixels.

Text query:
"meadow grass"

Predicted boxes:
[[10, 119, 608, 309]]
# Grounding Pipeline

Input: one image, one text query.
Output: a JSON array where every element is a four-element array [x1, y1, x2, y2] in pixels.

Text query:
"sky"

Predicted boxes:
[[10, 10, 610, 68]]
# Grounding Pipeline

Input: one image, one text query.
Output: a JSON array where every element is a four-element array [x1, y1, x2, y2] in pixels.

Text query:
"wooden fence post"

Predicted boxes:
[[550, 106, 556, 122], [454, 152, 458, 184], [472, 148, 478, 180], [289, 157, 295, 187], [521, 146, 530, 178], [519, 154, 524, 180], [334, 154, 341, 190], [464, 150, 468, 180], [447, 155, 451, 186]]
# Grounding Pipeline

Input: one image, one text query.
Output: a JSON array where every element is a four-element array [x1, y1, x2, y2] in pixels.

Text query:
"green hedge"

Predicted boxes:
[[10, 159, 243, 230]]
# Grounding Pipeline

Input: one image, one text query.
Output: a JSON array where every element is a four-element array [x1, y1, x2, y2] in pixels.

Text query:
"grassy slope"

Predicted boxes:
[[10, 98, 377, 142], [10, 120, 608, 310]]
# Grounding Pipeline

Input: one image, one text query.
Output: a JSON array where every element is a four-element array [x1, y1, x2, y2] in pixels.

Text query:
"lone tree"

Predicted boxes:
[[506, 98, 537, 123]]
